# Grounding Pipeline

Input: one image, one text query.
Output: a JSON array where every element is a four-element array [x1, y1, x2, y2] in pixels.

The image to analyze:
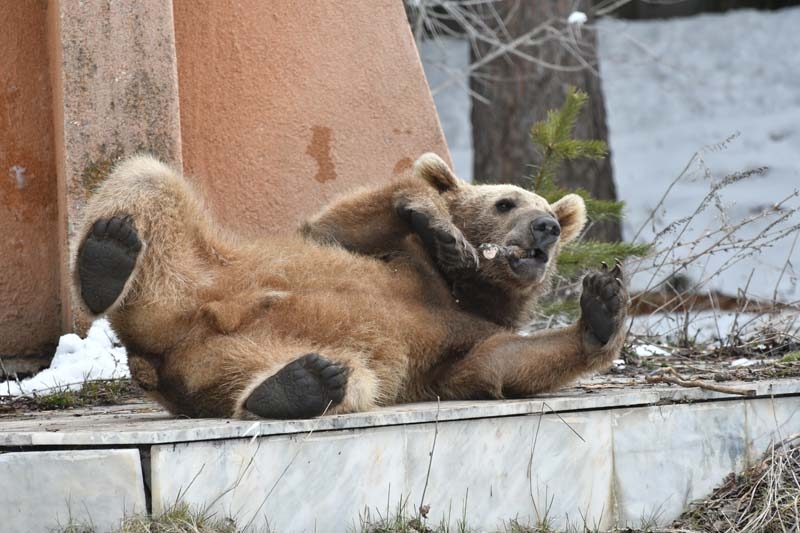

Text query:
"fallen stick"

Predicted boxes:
[[478, 243, 524, 260], [645, 367, 756, 396], [579, 383, 631, 390]]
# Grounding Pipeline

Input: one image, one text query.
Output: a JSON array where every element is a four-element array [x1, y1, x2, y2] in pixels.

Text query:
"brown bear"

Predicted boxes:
[[72, 154, 626, 419]]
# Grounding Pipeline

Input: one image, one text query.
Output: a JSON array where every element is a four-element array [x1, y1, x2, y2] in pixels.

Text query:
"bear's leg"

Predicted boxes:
[[77, 216, 142, 314], [435, 265, 627, 399], [244, 353, 349, 419]]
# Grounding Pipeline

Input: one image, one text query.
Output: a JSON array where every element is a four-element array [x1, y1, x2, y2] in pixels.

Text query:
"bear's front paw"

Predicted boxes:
[[245, 353, 348, 419], [580, 261, 627, 346], [398, 206, 479, 272]]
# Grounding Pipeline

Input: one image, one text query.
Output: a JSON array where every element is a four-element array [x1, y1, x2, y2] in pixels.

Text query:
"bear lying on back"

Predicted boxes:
[[73, 154, 627, 419]]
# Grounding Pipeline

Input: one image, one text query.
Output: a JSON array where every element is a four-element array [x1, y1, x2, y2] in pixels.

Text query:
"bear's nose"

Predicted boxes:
[[530, 216, 561, 247]]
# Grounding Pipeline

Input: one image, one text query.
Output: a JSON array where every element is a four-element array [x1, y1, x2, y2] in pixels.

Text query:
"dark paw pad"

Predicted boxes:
[[580, 261, 627, 345], [398, 207, 479, 272], [78, 216, 142, 314], [245, 353, 348, 419]]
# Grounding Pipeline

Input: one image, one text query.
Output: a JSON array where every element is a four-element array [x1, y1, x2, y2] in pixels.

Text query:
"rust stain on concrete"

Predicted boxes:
[[393, 157, 413, 176], [81, 145, 125, 197], [306, 126, 336, 183]]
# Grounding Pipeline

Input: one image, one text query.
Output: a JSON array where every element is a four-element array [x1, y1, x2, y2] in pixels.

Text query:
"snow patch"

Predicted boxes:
[[633, 344, 671, 357], [597, 8, 800, 303], [0, 319, 129, 397], [568, 11, 588, 27], [630, 310, 799, 346]]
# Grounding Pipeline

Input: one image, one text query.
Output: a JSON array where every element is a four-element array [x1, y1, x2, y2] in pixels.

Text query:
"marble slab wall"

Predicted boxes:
[[150, 396, 799, 532], [0, 449, 146, 533]]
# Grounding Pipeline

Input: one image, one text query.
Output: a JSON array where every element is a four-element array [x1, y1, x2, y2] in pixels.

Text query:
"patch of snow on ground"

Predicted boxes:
[[0, 319, 129, 397], [597, 8, 800, 303], [630, 310, 799, 347], [633, 344, 671, 357]]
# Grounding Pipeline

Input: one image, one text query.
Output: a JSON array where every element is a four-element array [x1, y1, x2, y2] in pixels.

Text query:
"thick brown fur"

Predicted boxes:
[[73, 154, 626, 419]]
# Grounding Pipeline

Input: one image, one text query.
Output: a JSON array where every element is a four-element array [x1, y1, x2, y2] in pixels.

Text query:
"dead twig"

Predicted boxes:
[[645, 367, 755, 396], [417, 396, 440, 521], [0, 357, 12, 396]]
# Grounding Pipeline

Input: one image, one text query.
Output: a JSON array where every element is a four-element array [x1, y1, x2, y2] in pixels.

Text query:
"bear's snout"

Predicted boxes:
[[530, 216, 561, 248]]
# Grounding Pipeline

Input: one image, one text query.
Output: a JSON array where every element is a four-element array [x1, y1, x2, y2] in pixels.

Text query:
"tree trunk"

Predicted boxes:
[[470, 0, 620, 241]]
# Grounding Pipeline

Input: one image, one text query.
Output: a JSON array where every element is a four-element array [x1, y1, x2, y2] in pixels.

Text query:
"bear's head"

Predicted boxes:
[[414, 153, 587, 289]]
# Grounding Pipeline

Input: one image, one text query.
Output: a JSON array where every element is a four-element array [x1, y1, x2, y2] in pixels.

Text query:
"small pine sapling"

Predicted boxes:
[[530, 87, 649, 316]]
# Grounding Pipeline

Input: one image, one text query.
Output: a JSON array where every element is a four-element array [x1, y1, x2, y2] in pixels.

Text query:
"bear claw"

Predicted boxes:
[[398, 206, 479, 272], [78, 216, 142, 314], [245, 353, 348, 419], [580, 264, 627, 346]]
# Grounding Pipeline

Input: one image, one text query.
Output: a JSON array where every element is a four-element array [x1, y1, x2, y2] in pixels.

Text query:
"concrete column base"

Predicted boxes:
[[48, 0, 183, 331]]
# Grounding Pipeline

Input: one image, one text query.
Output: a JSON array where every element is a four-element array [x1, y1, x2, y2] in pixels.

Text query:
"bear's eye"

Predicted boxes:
[[495, 199, 516, 213]]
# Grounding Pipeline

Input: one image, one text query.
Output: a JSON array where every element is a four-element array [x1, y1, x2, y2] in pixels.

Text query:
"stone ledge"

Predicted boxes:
[[2, 378, 798, 447]]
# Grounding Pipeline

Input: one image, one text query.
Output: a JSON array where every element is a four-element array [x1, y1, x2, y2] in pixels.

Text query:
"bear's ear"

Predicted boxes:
[[413, 153, 461, 193], [551, 193, 587, 244]]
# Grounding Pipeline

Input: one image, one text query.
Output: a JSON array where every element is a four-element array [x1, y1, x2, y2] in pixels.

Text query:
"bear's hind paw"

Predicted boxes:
[[78, 216, 142, 314], [245, 353, 348, 419]]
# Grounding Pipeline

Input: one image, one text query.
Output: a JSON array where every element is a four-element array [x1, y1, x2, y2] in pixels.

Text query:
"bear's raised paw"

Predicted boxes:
[[245, 353, 348, 419], [397, 205, 479, 272], [78, 216, 142, 314], [580, 261, 627, 346]]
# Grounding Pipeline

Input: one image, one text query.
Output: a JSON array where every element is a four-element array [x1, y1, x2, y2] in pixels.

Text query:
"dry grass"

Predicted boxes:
[[58, 503, 239, 533], [673, 433, 800, 533], [0, 378, 142, 414], [116, 503, 238, 533]]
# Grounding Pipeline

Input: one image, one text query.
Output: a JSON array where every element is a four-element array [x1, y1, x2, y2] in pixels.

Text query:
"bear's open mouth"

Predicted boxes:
[[529, 248, 549, 262], [503, 244, 549, 262], [507, 247, 549, 276]]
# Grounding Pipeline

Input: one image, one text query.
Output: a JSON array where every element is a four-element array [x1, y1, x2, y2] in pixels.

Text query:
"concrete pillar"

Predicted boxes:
[[173, 0, 450, 234], [48, 0, 183, 331], [0, 1, 60, 367]]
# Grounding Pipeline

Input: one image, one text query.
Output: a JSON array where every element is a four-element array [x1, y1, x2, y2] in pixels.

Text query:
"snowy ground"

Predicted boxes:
[[597, 7, 800, 304]]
